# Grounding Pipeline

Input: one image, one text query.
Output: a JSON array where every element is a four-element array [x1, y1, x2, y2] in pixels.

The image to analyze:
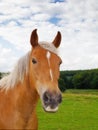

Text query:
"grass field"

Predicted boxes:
[[37, 89, 98, 130]]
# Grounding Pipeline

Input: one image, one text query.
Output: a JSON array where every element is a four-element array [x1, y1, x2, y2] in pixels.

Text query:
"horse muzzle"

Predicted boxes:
[[42, 91, 62, 113]]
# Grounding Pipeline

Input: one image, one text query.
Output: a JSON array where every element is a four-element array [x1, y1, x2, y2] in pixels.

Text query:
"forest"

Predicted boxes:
[[59, 69, 98, 92], [0, 69, 98, 92]]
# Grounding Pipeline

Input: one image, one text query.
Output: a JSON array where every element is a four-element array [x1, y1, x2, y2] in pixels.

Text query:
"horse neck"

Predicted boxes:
[[15, 73, 39, 117]]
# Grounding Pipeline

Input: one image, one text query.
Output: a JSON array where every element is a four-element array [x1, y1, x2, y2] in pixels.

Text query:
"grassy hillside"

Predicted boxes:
[[37, 89, 98, 130]]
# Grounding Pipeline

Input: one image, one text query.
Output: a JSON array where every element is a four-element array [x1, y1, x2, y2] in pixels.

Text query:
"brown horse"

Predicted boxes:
[[0, 29, 62, 129]]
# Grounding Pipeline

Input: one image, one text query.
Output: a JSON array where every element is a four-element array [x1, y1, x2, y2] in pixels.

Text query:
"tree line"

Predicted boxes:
[[0, 72, 9, 79], [0, 69, 98, 92], [59, 69, 98, 92]]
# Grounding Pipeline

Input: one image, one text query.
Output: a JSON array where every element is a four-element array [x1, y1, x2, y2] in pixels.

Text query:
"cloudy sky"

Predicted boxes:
[[0, 0, 98, 72]]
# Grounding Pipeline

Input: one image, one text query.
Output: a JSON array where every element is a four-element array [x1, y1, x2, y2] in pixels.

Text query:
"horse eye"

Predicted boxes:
[[32, 58, 37, 64], [59, 61, 62, 66]]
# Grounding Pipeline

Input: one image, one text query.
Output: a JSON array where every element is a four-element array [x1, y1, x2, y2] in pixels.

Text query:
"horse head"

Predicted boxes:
[[29, 29, 62, 112]]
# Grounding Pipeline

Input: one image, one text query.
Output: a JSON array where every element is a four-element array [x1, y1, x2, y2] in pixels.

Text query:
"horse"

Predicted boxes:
[[0, 29, 62, 129]]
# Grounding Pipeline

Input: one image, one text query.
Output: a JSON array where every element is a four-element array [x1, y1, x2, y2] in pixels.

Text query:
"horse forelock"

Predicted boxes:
[[39, 42, 58, 55]]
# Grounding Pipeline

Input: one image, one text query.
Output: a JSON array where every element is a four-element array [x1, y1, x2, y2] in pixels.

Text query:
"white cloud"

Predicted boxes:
[[0, 44, 18, 72], [0, 0, 98, 71]]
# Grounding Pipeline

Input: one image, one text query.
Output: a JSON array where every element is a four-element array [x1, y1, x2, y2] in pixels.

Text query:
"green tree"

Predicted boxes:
[[0, 72, 2, 79], [72, 72, 91, 89], [58, 78, 66, 92], [90, 73, 98, 89]]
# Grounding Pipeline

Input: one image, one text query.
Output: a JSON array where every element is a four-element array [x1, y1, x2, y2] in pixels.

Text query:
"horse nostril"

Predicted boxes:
[[57, 94, 62, 104], [43, 91, 50, 104]]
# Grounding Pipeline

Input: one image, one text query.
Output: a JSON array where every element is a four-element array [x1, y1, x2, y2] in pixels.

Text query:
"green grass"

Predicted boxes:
[[37, 89, 98, 130]]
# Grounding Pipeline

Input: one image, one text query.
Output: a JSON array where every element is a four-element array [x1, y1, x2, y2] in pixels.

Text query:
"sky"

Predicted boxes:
[[0, 0, 98, 72]]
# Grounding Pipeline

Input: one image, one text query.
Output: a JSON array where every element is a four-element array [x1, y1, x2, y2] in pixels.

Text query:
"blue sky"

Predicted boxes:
[[0, 0, 98, 72]]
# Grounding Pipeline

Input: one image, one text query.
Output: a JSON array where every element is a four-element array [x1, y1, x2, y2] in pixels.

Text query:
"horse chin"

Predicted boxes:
[[43, 106, 58, 113]]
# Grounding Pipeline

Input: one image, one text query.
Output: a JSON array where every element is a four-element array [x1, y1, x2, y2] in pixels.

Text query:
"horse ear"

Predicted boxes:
[[52, 31, 61, 48], [30, 29, 38, 47]]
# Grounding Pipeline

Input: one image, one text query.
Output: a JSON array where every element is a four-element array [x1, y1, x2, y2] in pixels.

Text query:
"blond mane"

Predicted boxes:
[[0, 52, 30, 90]]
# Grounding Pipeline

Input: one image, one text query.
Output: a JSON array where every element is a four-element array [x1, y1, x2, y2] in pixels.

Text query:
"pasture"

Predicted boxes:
[[37, 89, 98, 130]]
